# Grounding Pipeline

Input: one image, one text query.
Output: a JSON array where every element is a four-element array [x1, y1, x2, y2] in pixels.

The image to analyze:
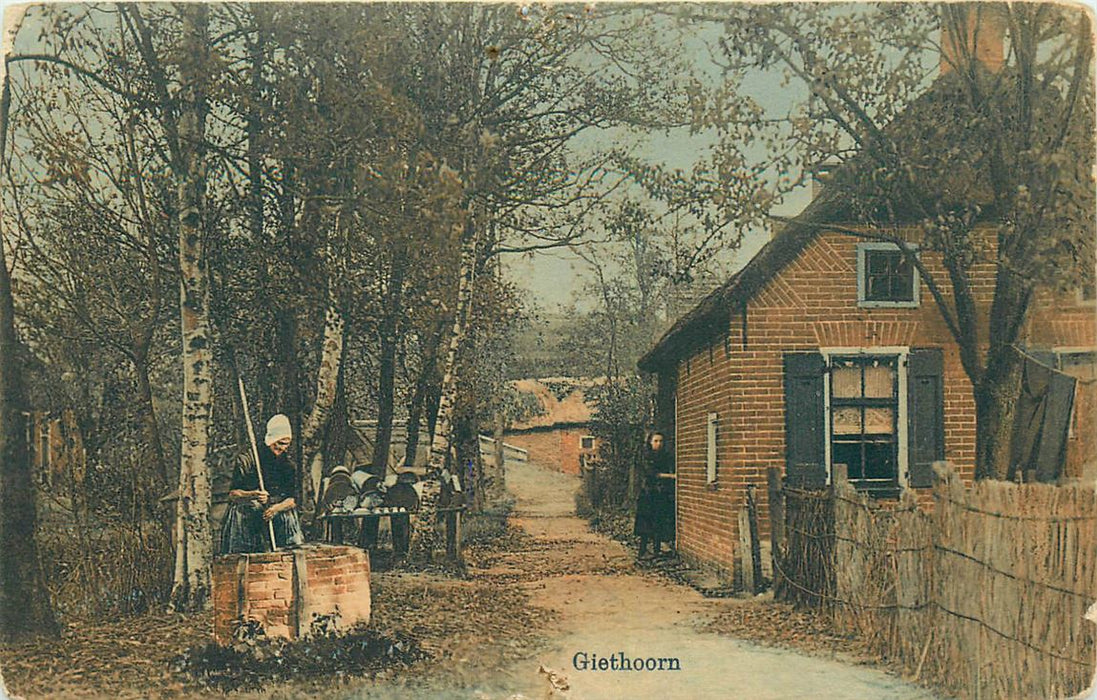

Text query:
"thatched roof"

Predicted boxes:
[[508, 377, 605, 431], [637, 186, 844, 372]]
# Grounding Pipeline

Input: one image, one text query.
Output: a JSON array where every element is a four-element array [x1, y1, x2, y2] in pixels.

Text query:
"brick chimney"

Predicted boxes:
[[940, 4, 1005, 76]]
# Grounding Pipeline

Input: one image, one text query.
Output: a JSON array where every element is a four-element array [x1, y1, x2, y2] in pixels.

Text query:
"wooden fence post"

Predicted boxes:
[[738, 507, 754, 594], [832, 462, 848, 486], [747, 484, 763, 594], [767, 468, 784, 596], [444, 509, 462, 562]]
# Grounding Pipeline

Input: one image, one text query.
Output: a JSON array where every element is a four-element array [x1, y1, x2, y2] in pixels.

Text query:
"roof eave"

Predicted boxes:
[[637, 189, 844, 373]]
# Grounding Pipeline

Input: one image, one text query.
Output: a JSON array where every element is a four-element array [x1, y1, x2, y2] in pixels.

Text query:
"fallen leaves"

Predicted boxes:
[[703, 600, 877, 664]]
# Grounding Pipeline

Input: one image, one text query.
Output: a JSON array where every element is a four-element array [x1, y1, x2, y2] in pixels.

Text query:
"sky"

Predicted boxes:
[[499, 5, 816, 314]]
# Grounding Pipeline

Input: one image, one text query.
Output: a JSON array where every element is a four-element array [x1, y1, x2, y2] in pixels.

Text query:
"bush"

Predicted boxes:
[[175, 627, 427, 692], [38, 514, 171, 619], [583, 375, 651, 513]]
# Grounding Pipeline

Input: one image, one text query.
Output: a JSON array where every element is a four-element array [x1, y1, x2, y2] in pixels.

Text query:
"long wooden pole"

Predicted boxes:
[[238, 377, 277, 551]]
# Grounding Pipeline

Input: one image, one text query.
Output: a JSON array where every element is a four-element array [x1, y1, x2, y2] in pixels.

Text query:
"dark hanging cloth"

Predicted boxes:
[[219, 443, 304, 554], [1009, 354, 1076, 483], [634, 447, 675, 542]]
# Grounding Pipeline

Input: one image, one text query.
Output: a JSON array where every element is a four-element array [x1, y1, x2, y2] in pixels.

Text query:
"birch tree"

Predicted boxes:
[[162, 4, 214, 611]]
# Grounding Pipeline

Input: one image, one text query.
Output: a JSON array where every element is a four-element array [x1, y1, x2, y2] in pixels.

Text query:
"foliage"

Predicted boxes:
[[37, 514, 171, 619], [583, 375, 652, 512], [175, 626, 427, 692]]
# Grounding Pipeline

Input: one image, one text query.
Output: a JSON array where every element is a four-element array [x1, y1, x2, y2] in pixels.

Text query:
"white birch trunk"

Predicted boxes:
[[412, 231, 477, 559], [299, 294, 345, 512], [169, 4, 213, 612]]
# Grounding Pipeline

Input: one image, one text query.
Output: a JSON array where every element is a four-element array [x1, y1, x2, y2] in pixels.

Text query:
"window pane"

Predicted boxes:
[[864, 407, 895, 434], [832, 365, 861, 398], [866, 272, 888, 301], [865, 250, 891, 275], [833, 442, 864, 480], [864, 363, 895, 397], [1061, 352, 1097, 381], [863, 442, 896, 480], [864, 249, 914, 302], [893, 255, 914, 299], [833, 407, 862, 435]]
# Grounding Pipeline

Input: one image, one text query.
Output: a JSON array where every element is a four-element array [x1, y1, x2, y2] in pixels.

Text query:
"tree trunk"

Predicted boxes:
[[169, 4, 214, 613], [411, 232, 477, 560], [323, 357, 350, 471], [371, 257, 408, 476], [425, 378, 443, 445], [404, 319, 446, 468], [453, 414, 483, 512], [0, 21, 59, 641], [488, 409, 507, 505], [246, 9, 279, 421], [299, 299, 346, 511], [973, 346, 1025, 480], [276, 310, 301, 459], [133, 351, 169, 486]]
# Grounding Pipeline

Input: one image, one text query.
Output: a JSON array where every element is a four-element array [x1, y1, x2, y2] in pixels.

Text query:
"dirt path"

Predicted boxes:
[[0, 461, 943, 700], [490, 459, 941, 700]]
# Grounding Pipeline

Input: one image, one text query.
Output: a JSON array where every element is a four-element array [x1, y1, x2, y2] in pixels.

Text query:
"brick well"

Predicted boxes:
[[212, 543, 370, 645]]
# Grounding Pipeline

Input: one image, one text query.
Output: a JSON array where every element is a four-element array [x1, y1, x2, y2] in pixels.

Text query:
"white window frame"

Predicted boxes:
[[706, 412, 718, 484], [820, 347, 909, 489], [580, 435, 596, 450], [857, 243, 920, 309], [1054, 346, 1097, 367]]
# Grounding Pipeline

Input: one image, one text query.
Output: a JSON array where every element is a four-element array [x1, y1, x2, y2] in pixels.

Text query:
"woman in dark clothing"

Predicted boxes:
[[220, 414, 304, 553], [634, 431, 675, 558]]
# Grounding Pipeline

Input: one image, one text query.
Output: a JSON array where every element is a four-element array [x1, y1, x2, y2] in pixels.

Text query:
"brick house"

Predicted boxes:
[[505, 377, 601, 474], [637, 186, 1096, 579]]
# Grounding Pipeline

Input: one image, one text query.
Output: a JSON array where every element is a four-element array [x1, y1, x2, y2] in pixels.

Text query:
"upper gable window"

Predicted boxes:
[[857, 243, 919, 308]]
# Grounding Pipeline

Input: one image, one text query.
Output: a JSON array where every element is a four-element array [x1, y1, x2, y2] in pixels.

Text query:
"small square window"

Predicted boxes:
[[857, 243, 919, 308], [1077, 280, 1096, 305], [580, 435, 595, 450]]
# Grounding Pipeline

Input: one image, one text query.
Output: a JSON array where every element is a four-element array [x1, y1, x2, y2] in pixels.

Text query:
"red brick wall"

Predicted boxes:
[[672, 229, 1096, 577], [505, 428, 597, 474], [212, 544, 370, 644]]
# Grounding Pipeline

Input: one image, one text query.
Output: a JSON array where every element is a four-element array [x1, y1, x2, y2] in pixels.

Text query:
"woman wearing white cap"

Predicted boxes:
[[219, 414, 305, 553]]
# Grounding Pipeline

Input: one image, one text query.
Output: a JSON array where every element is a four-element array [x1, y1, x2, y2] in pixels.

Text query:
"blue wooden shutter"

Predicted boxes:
[[907, 348, 944, 488], [783, 352, 826, 488]]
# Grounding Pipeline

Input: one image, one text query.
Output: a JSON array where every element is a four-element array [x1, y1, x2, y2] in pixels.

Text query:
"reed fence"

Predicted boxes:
[[771, 464, 1097, 699]]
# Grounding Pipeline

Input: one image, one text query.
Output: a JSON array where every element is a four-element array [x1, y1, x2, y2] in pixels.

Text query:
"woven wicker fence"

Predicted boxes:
[[773, 464, 1097, 699]]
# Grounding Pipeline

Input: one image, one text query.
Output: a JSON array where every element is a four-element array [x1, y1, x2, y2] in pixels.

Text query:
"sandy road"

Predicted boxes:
[[492, 459, 941, 700]]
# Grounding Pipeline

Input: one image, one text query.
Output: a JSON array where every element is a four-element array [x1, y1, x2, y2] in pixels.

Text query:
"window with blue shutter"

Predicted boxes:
[[783, 352, 827, 488], [907, 348, 944, 488]]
